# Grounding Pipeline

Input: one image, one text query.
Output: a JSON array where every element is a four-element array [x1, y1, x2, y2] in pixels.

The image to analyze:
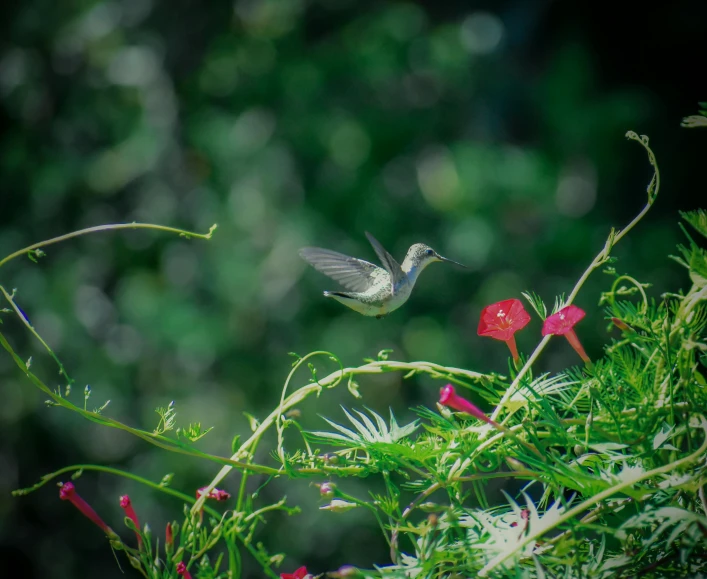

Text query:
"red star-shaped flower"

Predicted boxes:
[[477, 299, 531, 361], [541, 305, 590, 364]]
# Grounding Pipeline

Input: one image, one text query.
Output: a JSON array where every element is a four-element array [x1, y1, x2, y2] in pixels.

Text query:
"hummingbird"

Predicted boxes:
[[299, 232, 466, 318]]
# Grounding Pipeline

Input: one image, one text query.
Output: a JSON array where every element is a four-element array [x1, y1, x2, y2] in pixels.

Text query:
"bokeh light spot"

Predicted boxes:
[[446, 217, 495, 271], [460, 12, 504, 55], [556, 158, 597, 218], [417, 146, 461, 211], [328, 120, 371, 169]]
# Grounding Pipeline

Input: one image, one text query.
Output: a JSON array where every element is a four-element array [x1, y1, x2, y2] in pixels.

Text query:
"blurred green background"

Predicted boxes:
[[0, 0, 704, 577]]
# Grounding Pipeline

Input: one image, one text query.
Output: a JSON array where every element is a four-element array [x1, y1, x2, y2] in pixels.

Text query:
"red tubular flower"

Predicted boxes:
[[439, 385, 502, 430], [281, 567, 310, 579], [477, 299, 531, 361], [59, 482, 115, 537], [119, 495, 142, 546], [176, 562, 193, 579], [541, 305, 591, 363]]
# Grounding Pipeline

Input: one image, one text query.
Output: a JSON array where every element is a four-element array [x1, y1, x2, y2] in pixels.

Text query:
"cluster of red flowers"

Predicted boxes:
[[437, 299, 593, 427], [478, 299, 590, 365], [58, 480, 231, 578]]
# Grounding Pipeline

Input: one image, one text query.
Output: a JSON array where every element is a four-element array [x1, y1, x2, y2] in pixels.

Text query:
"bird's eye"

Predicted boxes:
[[425, 249, 434, 256]]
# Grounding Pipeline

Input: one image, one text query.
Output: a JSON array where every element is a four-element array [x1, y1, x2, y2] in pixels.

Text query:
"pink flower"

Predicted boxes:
[[281, 567, 310, 579], [119, 495, 141, 546], [541, 305, 591, 364], [176, 562, 193, 578], [59, 482, 115, 537], [196, 487, 231, 501], [195, 486, 231, 524], [439, 385, 502, 430], [477, 299, 531, 361]]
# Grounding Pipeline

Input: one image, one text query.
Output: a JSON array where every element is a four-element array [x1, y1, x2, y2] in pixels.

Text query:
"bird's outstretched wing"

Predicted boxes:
[[365, 232, 405, 286], [299, 247, 381, 292]]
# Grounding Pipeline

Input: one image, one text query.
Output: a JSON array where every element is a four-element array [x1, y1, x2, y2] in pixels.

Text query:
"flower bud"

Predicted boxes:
[[418, 502, 441, 513], [439, 384, 502, 430], [165, 522, 174, 553], [143, 523, 151, 543], [317, 482, 337, 499], [504, 457, 526, 472], [331, 565, 360, 577], [119, 495, 142, 547], [611, 317, 630, 331], [319, 499, 358, 513]]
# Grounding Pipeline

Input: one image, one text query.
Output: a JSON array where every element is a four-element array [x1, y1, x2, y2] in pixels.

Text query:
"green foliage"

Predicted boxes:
[[521, 291, 547, 320], [3, 132, 707, 578], [682, 209, 707, 239], [308, 408, 419, 448], [154, 401, 177, 435], [177, 423, 215, 443], [681, 103, 707, 128]]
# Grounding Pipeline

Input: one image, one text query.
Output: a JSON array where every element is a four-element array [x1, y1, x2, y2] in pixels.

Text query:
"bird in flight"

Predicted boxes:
[[299, 232, 466, 318]]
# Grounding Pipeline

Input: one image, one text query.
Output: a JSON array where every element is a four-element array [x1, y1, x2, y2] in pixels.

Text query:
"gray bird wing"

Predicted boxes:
[[299, 247, 382, 292], [365, 232, 405, 286]]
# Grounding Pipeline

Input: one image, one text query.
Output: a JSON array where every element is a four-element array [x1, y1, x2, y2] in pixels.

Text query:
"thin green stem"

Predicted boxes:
[[1, 285, 73, 384], [276, 352, 343, 465], [236, 470, 249, 515], [0, 222, 217, 270], [607, 275, 649, 312], [0, 330, 280, 476]]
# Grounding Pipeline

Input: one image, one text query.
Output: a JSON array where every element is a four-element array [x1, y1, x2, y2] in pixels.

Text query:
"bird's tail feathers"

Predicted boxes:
[[323, 290, 353, 299]]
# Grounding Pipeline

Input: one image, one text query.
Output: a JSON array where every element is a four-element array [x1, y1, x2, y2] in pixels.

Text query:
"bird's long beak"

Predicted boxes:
[[438, 254, 468, 268]]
